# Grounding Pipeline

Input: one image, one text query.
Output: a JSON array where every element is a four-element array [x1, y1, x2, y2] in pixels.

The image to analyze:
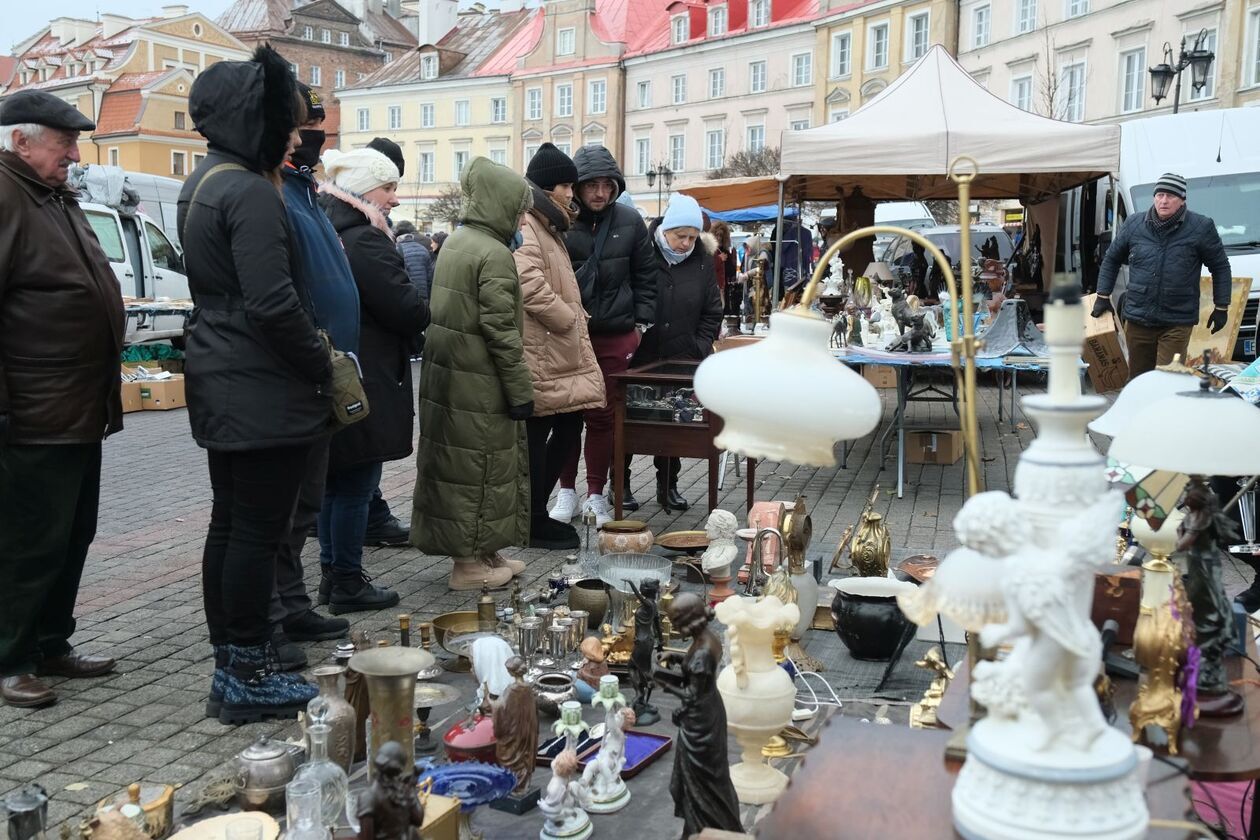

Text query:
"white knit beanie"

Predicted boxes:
[[321, 148, 400, 195]]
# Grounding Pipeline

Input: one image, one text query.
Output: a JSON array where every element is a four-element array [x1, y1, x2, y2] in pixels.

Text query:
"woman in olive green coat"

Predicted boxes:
[[410, 157, 535, 591]]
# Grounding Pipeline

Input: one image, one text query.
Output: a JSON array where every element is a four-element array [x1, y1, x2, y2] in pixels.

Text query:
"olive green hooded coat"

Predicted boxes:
[[410, 158, 534, 557]]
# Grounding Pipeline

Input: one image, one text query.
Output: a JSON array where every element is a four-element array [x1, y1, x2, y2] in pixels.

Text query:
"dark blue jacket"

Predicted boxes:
[[1096, 208, 1232, 327], [396, 233, 434, 301], [281, 164, 361, 353]]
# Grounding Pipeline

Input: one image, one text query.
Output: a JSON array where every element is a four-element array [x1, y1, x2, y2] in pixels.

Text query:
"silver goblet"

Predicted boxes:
[[517, 617, 543, 681], [566, 611, 588, 669]]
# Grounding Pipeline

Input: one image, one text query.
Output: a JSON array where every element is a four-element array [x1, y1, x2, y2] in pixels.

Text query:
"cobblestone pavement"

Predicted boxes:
[[0, 365, 1249, 831]]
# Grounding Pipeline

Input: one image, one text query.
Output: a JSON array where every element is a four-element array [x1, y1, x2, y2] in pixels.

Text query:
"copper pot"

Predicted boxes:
[[567, 579, 608, 629]]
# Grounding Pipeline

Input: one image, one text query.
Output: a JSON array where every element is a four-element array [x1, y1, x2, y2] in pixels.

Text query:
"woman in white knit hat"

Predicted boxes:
[[313, 147, 431, 614]]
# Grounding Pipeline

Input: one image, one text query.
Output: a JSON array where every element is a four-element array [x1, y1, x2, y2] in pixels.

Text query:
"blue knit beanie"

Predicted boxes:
[[661, 194, 704, 231]]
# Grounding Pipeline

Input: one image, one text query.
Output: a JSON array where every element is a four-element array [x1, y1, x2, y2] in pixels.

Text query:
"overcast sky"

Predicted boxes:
[[3, 0, 237, 53]]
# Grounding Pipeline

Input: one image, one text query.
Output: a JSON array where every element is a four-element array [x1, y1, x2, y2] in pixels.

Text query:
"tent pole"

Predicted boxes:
[[772, 180, 785, 307]]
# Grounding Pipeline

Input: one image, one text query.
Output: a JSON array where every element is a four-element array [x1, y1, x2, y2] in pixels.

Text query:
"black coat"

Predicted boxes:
[[566, 146, 658, 334], [319, 184, 430, 475], [397, 233, 434, 301], [633, 224, 723, 365], [177, 54, 331, 452]]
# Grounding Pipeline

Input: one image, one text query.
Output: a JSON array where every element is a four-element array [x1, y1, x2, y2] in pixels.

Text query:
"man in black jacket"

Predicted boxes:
[[1092, 173, 1232, 379], [551, 146, 657, 525]]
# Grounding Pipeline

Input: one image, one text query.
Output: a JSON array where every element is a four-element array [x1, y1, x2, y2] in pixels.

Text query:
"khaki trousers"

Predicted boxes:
[[1124, 321, 1192, 380]]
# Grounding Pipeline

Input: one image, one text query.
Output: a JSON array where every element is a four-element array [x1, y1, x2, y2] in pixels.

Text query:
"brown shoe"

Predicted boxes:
[[38, 652, 116, 679], [1, 674, 57, 708], [486, 551, 526, 576], [448, 557, 513, 591]]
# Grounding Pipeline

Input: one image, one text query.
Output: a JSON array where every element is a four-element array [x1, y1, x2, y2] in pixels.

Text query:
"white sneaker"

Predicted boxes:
[[582, 494, 614, 527], [549, 488, 579, 522]]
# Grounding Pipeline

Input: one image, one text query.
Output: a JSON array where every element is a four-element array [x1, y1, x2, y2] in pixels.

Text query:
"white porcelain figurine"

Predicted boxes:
[[579, 675, 634, 813]]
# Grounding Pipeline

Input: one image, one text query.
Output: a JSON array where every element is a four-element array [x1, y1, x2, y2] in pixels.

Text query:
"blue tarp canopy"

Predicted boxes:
[[703, 204, 799, 224]]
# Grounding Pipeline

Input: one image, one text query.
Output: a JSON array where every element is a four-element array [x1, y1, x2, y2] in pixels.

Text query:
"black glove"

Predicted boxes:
[[1090, 296, 1113, 319], [508, 401, 534, 421], [1206, 308, 1229, 334]]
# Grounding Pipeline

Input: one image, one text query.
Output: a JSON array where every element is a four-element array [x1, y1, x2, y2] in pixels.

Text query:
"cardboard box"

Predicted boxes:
[[862, 364, 898, 389], [120, 380, 143, 414], [906, 428, 962, 465], [139, 375, 186, 410], [1082, 293, 1129, 393], [419, 792, 459, 840], [1188, 275, 1252, 363]]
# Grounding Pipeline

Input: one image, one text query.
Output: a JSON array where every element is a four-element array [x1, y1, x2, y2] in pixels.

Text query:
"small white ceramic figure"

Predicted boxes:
[[539, 748, 593, 840], [579, 675, 634, 813], [701, 510, 739, 577], [822, 252, 846, 297]]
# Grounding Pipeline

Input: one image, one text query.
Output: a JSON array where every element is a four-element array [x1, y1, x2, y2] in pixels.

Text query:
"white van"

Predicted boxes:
[[80, 201, 189, 301]]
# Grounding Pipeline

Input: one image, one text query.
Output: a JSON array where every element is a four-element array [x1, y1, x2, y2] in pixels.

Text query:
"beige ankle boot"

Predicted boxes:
[[485, 551, 526, 576], [449, 556, 512, 591]]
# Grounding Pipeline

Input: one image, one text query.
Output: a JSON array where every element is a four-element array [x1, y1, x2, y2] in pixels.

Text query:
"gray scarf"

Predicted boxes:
[[1146, 204, 1186, 236]]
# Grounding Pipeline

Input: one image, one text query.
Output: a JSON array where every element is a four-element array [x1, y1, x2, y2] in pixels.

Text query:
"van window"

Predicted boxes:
[[84, 210, 126, 263], [144, 221, 183, 272], [1134, 174, 1260, 253]]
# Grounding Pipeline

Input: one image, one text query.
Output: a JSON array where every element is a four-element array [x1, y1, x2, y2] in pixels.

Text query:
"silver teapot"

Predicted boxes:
[[235, 735, 296, 812]]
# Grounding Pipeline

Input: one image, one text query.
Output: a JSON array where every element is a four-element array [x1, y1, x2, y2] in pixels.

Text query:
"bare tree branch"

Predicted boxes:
[[423, 184, 463, 227], [708, 146, 780, 179]]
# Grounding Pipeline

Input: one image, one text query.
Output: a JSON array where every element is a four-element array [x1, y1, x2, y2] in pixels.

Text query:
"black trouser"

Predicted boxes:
[[367, 486, 393, 529], [616, 456, 682, 495], [526, 412, 583, 520], [0, 443, 101, 677], [269, 435, 330, 629], [723, 281, 742, 318], [203, 445, 312, 647]]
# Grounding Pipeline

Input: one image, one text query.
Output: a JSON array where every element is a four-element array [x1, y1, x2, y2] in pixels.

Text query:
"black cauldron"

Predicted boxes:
[[829, 578, 913, 661]]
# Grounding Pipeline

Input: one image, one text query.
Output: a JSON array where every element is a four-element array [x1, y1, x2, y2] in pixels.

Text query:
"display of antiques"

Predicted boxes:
[[849, 487, 891, 578], [415, 763, 514, 840], [285, 778, 330, 840], [308, 666, 355, 773], [356, 743, 424, 840], [625, 577, 663, 726], [654, 592, 743, 835], [597, 520, 654, 555], [235, 735, 296, 812], [412, 681, 461, 756], [490, 656, 541, 812], [442, 701, 499, 764], [700, 509, 740, 603], [885, 312, 934, 353], [540, 702, 594, 840], [624, 384, 705, 424], [93, 783, 175, 840], [347, 647, 435, 773], [470, 636, 514, 701], [6, 785, 48, 840], [567, 580, 608, 629], [579, 675, 635, 813], [829, 577, 916, 662], [295, 697, 353, 831], [908, 647, 954, 729]]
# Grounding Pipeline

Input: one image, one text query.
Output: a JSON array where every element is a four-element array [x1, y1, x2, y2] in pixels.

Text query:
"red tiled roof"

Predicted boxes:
[[108, 70, 174, 92], [351, 9, 531, 87], [94, 90, 142, 135], [474, 9, 542, 77], [217, 0, 291, 36], [361, 9, 417, 47], [591, 0, 630, 44], [0, 57, 15, 86], [624, 0, 824, 58]]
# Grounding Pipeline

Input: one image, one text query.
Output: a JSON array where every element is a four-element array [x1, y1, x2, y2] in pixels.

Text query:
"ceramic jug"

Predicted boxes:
[[714, 595, 800, 805], [597, 520, 654, 555], [310, 666, 355, 773]]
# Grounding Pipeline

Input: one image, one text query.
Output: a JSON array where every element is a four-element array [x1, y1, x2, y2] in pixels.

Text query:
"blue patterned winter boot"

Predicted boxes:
[[218, 642, 318, 725], [205, 645, 229, 719]]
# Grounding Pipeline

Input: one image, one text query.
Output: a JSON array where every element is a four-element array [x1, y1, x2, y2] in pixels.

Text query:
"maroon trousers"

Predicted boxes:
[[558, 329, 640, 496]]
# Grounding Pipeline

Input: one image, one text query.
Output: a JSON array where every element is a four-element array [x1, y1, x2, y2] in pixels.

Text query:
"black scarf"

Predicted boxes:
[[1146, 203, 1186, 236]]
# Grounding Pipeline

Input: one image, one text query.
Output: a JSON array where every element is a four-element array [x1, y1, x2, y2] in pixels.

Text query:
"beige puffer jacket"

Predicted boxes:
[[513, 185, 605, 417]]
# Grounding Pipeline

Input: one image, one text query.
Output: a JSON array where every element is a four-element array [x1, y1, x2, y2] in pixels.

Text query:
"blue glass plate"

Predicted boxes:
[[415, 762, 516, 811]]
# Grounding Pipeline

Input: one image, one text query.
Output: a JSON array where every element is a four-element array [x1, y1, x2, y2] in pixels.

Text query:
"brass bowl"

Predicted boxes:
[[432, 611, 479, 673]]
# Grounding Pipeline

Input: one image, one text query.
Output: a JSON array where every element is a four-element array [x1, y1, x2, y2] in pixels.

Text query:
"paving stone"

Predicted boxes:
[[89, 762, 154, 786], [0, 758, 56, 781], [36, 716, 109, 743], [48, 777, 120, 806], [24, 738, 106, 764], [126, 746, 190, 769], [1, 736, 58, 758]]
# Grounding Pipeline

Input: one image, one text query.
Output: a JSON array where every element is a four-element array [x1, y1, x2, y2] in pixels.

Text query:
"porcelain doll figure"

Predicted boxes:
[[624, 578, 663, 726], [822, 252, 845, 297], [538, 748, 592, 840], [579, 675, 635, 813], [356, 742, 424, 840], [494, 657, 539, 795]]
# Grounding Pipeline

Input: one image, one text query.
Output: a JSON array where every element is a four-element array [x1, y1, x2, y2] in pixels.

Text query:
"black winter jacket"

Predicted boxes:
[[1096, 208, 1232, 326], [177, 54, 332, 452], [319, 184, 430, 475], [566, 146, 658, 334], [633, 223, 723, 365], [397, 233, 434, 301]]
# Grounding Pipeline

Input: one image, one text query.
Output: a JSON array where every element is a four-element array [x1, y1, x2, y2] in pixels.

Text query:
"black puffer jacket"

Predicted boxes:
[[1097, 207, 1232, 326], [177, 45, 331, 451], [565, 146, 657, 334], [633, 223, 723, 365], [319, 183, 430, 474], [397, 233, 434, 301]]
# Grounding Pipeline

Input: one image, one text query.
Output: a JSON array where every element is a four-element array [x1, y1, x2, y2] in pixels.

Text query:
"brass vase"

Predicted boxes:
[[850, 511, 891, 578], [310, 666, 356, 773]]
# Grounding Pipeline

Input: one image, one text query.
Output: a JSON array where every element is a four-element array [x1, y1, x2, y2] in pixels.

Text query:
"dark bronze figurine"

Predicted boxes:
[[624, 578, 663, 726], [357, 742, 424, 840]]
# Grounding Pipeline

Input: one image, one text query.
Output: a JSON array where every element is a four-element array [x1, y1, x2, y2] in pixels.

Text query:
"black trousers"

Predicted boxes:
[[617, 456, 682, 493], [203, 445, 312, 647], [269, 435, 330, 628], [526, 412, 583, 520], [0, 443, 101, 677]]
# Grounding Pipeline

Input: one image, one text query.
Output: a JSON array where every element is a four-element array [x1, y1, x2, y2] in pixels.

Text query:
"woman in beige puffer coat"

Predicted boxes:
[[514, 144, 605, 550]]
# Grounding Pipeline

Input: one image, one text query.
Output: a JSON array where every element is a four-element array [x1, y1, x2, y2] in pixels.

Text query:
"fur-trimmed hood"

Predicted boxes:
[[318, 180, 395, 240], [189, 44, 298, 172]]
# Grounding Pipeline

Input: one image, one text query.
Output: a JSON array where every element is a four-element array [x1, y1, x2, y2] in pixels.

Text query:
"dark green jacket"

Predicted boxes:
[[411, 158, 533, 557]]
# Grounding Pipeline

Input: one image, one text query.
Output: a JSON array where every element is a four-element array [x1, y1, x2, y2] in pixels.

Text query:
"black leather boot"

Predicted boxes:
[[316, 564, 332, 606], [666, 484, 690, 511], [329, 570, 400, 615], [622, 465, 640, 512], [655, 474, 673, 513]]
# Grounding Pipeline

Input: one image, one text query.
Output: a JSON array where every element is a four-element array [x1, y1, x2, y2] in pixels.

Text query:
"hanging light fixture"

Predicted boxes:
[[1147, 44, 1176, 105]]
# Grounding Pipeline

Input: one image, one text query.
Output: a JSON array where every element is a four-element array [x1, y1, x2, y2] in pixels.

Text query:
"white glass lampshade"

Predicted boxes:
[[694, 310, 881, 467], [864, 261, 895, 283], [1088, 370, 1198, 438], [1109, 383, 1260, 477]]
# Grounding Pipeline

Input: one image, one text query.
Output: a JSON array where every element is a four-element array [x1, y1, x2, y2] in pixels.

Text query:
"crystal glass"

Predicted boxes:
[[293, 699, 352, 832], [567, 611, 588, 669], [517, 617, 543, 681], [282, 779, 328, 840]]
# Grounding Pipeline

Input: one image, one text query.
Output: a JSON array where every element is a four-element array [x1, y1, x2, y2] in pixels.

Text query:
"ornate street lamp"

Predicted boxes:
[[645, 162, 674, 217], [1149, 29, 1214, 114]]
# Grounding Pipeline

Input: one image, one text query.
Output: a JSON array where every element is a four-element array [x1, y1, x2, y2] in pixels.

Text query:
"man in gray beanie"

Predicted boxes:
[[1093, 172, 1232, 379]]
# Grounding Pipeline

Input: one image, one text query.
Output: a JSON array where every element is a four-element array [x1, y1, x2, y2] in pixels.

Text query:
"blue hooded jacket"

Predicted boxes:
[[281, 164, 360, 353]]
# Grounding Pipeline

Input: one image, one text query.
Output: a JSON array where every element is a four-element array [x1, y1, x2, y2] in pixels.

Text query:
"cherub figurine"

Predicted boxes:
[[494, 657, 539, 796], [579, 675, 636, 813], [539, 749, 592, 840], [624, 578, 663, 726], [357, 742, 424, 840]]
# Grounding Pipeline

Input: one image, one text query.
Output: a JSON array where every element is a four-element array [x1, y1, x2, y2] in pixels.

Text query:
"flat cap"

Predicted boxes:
[[0, 90, 95, 131]]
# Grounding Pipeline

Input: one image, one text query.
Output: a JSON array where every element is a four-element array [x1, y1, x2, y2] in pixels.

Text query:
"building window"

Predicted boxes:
[[334, 69, 345, 88], [310, 65, 321, 86], [421, 104, 435, 128], [171, 151, 187, 176], [750, 0, 769, 28], [525, 144, 540, 161], [791, 52, 812, 86], [1120, 48, 1145, 113], [709, 5, 727, 36], [108, 147, 119, 166], [321, 28, 331, 43], [339, 31, 350, 46], [491, 97, 507, 123], [526, 88, 542, 120], [868, 23, 889, 69], [972, 5, 990, 48], [705, 129, 725, 169], [193, 153, 205, 166], [455, 100, 470, 126], [419, 152, 435, 183], [1010, 74, 1032, 111], [490, 149, 507, 165], [672, 74, 687, 104], [1059, 60, 1086, 121], [1017, 0, 1036, 34], [1066, 0, 1088, 18], [556, 141, 572, 155], [671, 15, 688, 44], [1252, 10, 1260, 86], [1188, 29, 1217, 100], [556, 84, 573, 117], [906, 12, 930, 61], [557, 27, 576, 55], [829, 107, 849, 122], [387, 105, 401, 130], [709, 68, 726, 98], [746, 124, 765, 152], [454, 150, 469, 179], [669, 133, 685, 171], [357, 108, 370, 131], [790, 117, 810, 131], [421, 54, 438, 80], [637, 80, 651, 108], [749, 60, 767, 93], [588, 79, 606, 114], [173, 110, 186, 130], [289, 62, 299, 76], [585, 135, 604, 147], [635, 137, 650, 175], [384, 52, 393, 63], [303, 25, 313, 40], [829, 32, 851, 77]]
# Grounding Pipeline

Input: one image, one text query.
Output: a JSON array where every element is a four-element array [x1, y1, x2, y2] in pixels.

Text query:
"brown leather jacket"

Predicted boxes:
[[0, 151, 125, 444]]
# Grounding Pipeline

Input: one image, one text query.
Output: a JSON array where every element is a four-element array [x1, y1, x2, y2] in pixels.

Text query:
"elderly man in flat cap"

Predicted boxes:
[[0, 89, 125, 707]]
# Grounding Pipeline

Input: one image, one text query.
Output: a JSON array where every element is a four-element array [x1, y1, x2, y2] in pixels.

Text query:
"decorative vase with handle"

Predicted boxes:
[[714, 595, 800, 805], [850, 511, 891, 578], [310, 666, 355, 773]]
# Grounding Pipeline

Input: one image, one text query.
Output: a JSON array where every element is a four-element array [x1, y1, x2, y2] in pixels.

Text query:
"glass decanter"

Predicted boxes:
[[294, 697, 354, 832], [283, 778, 329, 840]]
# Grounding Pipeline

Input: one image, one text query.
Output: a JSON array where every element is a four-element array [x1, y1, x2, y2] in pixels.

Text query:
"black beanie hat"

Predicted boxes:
[[368, 137, 405, 177], [526, 142, 579, 192], [296, 82, 325, 122]]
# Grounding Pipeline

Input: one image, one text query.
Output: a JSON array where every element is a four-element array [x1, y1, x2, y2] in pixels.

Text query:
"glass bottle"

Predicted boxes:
[[294, 698, 352, 832], [283, 778, 329, 840]]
